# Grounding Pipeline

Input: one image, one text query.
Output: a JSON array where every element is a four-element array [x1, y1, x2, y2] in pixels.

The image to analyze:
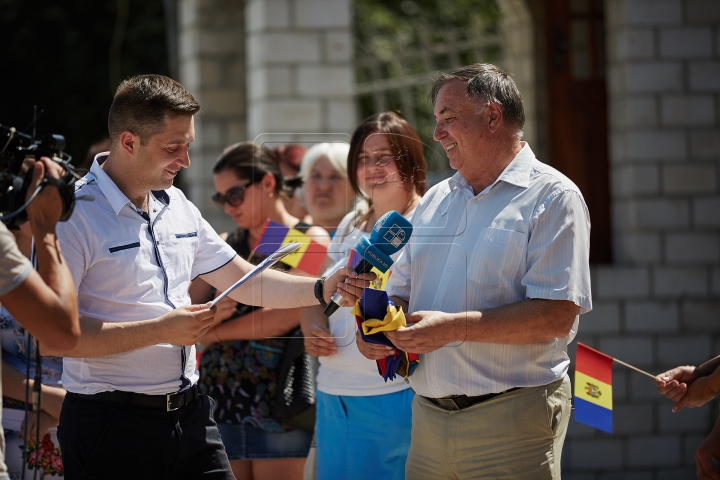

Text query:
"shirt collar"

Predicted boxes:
[[494, 142, 534, 189], [89, 153, 170, 215], [447, 142, 535, 197]]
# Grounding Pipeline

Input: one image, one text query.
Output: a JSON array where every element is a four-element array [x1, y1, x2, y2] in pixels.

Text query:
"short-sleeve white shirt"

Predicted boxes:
[[56, 154, 237, 395], [386, 143, 592, 398]]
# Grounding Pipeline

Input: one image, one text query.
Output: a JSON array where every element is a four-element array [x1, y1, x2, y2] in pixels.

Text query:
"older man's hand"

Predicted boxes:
[[384, 310, 463, 354]]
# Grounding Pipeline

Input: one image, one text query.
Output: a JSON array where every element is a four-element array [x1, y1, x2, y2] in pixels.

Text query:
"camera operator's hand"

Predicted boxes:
[[25, 156, 65, 232]]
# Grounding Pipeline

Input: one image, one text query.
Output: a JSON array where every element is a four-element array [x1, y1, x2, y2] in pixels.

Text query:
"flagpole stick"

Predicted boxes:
[[613, 358, 656, 379]]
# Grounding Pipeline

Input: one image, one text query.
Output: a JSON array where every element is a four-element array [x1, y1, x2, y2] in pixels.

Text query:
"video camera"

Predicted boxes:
[[0, 124, 82, 229]]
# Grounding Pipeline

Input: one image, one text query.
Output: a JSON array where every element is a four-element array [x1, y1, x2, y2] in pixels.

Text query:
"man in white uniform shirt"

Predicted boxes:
[[357, 64, 592, 479], [48, 75, 370, 480]]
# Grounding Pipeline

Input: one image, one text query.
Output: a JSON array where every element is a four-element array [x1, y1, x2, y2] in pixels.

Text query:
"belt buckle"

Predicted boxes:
[[435, 397, 461, 411], [166, 392, 182, 412]]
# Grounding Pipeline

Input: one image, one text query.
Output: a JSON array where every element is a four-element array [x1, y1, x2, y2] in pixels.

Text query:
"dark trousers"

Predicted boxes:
[[57, 393, 233, 479]]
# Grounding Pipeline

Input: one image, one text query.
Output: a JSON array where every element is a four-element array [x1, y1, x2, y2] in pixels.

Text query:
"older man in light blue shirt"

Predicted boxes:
[[358, 64, 592, 479]]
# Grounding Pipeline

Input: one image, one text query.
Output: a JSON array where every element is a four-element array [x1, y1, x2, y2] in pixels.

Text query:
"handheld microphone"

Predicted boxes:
[[323, 210, 413, 316]]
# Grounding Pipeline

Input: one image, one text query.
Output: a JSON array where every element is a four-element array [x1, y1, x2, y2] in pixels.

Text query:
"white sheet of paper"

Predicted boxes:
[[210, 242, 302, 307]]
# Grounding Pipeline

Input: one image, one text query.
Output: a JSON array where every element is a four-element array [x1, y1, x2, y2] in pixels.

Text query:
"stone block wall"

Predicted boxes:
[[178, 0, 246, 230], [245, 0, 356, 145], [563, 0, 720, 477]]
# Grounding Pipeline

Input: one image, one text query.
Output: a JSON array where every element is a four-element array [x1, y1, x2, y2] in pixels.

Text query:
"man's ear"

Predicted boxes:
[[119, 131, 137, 156], [487, 103, 503, 133]]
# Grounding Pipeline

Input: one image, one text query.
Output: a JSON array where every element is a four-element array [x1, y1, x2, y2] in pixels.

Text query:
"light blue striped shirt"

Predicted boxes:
[[386, 143, 592, 397]]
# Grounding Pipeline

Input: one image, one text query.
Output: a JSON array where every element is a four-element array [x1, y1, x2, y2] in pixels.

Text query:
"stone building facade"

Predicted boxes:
[[177, 0, 720, 476], [565, 1, 720, 478]]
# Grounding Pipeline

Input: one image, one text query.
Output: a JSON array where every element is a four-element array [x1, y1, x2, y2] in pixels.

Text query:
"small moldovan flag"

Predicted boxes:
[[574, 342, 613, 433], [254, 220, 327, 275]]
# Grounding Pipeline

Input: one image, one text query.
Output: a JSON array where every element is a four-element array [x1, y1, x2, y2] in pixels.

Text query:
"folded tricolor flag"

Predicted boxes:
[[352, 288, 419, 381], [254, 220, 327, 275], [574, 343, 613, 433]]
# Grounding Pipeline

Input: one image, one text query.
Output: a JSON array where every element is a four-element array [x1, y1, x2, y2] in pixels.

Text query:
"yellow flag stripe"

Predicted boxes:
[[574, 371, 613, 410], [369, 267, 391, 290], [280, 229, 311, 268]]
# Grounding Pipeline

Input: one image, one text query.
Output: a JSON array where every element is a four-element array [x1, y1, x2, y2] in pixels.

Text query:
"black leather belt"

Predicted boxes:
[[423, 387, 521, 411], [69, 385, 199, 412]]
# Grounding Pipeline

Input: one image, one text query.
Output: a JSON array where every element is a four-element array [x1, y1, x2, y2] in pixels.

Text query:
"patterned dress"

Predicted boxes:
[[198, 223, 309, 432]]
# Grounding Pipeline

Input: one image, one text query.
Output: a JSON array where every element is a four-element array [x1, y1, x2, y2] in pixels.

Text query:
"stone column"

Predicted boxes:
[[500, 0, 537, 150], [564, 0, 720, 476], [178, 0, 246, 231], [245, 0, 356, 148]]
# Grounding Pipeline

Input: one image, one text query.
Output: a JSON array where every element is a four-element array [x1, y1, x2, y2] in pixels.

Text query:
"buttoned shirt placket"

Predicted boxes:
[[425, 180, 494, 332], [128, 195, 174, 309], [127, 193, 193, 391]]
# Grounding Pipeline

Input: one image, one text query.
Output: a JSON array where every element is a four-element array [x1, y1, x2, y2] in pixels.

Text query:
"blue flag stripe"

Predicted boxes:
[[575, 397, 613, 434]]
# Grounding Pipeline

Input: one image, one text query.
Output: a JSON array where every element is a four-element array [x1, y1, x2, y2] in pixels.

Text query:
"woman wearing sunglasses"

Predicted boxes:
[[189, 142, 330, 480]]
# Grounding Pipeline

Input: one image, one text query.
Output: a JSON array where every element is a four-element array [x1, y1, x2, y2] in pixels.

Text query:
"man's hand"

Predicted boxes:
[[696, 416, 720, 479], [323, 267, 376, 306], [656, 365, 720, 412], [678, 376, 720, 410], [355, 330, 395, 360], [655, 366, 699, 410], [384, 310, 463, 354], [157, 303, 216, 346], [25, 157, 65, 232]]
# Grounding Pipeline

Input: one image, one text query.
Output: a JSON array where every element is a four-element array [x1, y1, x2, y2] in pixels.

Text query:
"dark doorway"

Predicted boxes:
[[544, 0, 611, 263]]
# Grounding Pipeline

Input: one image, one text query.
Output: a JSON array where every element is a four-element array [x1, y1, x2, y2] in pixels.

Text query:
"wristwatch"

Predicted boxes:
[[314, 277, 327, 308]]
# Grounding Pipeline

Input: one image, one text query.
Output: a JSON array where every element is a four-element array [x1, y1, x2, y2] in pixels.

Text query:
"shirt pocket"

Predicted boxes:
[[467, 227, 527, 294], [160, 231, 199, 280], [108, 241, 141, 254]]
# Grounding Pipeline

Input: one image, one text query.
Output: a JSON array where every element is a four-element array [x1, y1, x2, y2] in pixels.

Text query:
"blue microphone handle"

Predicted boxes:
[[323, 259, 375, 316]]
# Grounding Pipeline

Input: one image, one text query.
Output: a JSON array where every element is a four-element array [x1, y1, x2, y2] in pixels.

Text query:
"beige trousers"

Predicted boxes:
[[406, 375, 571, 480]]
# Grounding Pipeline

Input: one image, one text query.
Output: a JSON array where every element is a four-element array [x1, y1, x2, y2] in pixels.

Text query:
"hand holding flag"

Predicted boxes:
[[353, 288, 419, 381], [656, 358, 720, 412]]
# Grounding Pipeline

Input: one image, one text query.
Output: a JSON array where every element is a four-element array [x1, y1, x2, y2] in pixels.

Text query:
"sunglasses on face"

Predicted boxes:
[[211, 179, 259, 209]]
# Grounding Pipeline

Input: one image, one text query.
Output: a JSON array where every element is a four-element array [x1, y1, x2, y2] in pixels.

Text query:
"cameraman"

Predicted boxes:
[[0, 156, 81, 479]]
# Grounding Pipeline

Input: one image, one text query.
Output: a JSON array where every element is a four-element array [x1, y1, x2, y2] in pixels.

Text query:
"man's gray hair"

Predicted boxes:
[[430, 63, 525, 133]]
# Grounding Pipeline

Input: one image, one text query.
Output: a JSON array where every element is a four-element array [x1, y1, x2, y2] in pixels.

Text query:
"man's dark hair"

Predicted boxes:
[[108, 75, 200, 145], [430, 63, 525, 132]]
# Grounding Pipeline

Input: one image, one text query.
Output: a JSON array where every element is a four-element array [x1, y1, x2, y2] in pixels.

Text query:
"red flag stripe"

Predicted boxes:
[[296, 240, 327, 276], [575, 343, 613, 384]]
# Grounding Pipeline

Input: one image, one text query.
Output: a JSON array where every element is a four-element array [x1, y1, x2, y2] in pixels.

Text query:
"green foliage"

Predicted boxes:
[[353, 0, 502, 173], [0, 0, 169, 165], [354, 0, 502, 62]]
